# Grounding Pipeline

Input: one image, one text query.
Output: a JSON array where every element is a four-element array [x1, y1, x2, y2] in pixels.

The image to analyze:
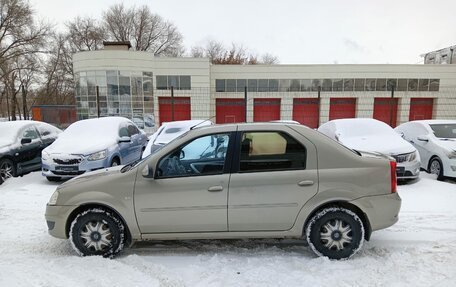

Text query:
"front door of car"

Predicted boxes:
[[134, 132, 234, 233], [17, 127, 43, 168], [127, 124, 143, 161], [228, 127, 318, 231]]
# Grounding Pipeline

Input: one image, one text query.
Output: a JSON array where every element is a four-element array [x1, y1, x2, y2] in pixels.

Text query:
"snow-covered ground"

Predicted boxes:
[[0, 172, 455, 287]]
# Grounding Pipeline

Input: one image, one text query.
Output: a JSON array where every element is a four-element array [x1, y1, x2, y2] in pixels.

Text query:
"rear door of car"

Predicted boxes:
[[134, 129, 236, 233], [227, 125, 318, 231]]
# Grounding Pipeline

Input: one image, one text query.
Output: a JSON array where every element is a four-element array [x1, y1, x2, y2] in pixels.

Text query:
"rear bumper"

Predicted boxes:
[[350, 192, 401, 232]]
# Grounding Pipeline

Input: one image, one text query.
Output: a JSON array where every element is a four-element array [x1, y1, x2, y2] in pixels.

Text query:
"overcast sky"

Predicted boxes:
[[30, 0, 456, 64]]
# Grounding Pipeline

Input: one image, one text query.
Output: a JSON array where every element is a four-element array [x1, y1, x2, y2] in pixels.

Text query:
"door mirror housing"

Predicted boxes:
[[119, 136, 131, 143], [142, 164, 154, 178], [21, 138, 32, 145], [417, 135, 429, 142]]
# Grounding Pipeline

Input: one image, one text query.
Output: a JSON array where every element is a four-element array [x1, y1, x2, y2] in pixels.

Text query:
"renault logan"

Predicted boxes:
[[45, 123, 401, 260]]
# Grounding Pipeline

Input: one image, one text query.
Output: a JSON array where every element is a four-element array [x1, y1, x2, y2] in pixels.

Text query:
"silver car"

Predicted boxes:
[[45, 123, 401, 260]]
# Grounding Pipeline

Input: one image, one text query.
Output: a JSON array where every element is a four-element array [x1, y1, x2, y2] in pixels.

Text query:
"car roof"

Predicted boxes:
[[412, 119, 456, 126]]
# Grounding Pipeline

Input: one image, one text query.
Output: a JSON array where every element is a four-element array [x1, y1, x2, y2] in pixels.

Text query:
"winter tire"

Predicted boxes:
[[0, 158, 16, 184], [429, 157, 444, 181], [70, 208, 125, 258], [111, 158, 120, 167], [306, 207, 364, 260]]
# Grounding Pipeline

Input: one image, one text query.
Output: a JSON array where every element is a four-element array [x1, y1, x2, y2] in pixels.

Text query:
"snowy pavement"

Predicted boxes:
[[0, 172, 455, 287]]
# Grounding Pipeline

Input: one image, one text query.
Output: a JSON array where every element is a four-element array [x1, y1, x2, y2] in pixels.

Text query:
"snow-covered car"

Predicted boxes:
[[41, 117, 148, 181], [142, 119, 213, 158], [0, 121, 61, 184], [46, 122, 401, 260], [318, 118, 420, 180], [395, 120, 456, 180]]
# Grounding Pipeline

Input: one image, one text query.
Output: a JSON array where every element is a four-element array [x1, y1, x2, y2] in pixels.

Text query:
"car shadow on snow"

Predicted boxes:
[[123, 238, 313, 258]]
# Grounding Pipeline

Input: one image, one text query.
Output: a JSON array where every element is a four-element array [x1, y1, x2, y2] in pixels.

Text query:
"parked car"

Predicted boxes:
[[395, 120, 456, 180], [41, 117, 148, 181], [0, 120, 61, 185], [45, 122, 401, 259], [142, 119, 213, 158], [318, 118, 420, 180]]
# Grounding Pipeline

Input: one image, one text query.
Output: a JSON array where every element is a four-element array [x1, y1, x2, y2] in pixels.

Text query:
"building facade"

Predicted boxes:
[[73, 49, 456, 129], [422, 45, 456, 65]]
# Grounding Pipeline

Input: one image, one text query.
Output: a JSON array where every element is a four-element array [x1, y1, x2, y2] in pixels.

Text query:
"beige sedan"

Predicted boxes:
[[45, 123, 401, 260]]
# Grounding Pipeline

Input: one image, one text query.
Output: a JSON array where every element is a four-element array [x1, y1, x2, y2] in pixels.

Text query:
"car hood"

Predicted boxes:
[[340, 135, 416, 155], [433, 138, 456, 151], [61, 165, 124, 187], [0, 141, 14, 154], [45, 137, 117, 155]]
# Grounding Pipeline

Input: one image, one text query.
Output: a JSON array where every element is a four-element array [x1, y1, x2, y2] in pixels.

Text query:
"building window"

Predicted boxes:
[[226, 79, 236, 92], [248, 79, 258, 92], [419, 79, 429, 91], [344, 79, 354, 91], [387, 79, 397, 91], [365, 79, 376, 91], [300, 79, 312, 91], [322, 79, 332, 92], [290, 79, 300, 92], [216, 79, 225, 92], [279, 79, 290, 92], [408, 79, 418, 91], [429, 79, 440, 91], [333, 79, 343, 91], [269, 79, 279, 92], [180, 76, 191, 90], [376, 79, 386, 91], [311, 79, 321, 91], [354, 79, 364, 91], [397, 79, 407, 91], [156, 75, 192, 90], [237, 79, 247, 92], [156, 76, 167, 90], [258, 79, 269, 92]]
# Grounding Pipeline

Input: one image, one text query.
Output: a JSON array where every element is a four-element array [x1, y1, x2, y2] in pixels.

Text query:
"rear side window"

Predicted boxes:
[[239, 131, 306, 172]]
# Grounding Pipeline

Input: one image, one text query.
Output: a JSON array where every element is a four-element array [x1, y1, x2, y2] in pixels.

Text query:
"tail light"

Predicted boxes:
[[390, 160, 397, 193]]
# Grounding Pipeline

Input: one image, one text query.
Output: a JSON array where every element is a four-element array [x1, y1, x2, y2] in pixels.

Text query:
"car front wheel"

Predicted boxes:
[[429, 157, 444, 181], [69, 208, 126, 258], [305, 207, 364, 260], [0, 158, 16, 184]]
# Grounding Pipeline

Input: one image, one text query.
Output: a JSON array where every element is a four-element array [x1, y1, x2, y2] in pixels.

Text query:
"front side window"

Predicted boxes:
[[156, 133, 231, 178], [430, 124, 456, 139], [239, 132, 306, 172], [22, 128, 39, 140]]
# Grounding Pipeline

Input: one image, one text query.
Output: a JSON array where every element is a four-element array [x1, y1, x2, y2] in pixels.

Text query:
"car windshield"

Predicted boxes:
[[430, 124, 456, 139]]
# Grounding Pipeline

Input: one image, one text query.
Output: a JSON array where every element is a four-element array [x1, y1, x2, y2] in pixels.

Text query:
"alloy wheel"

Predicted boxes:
[[320, 219, 353, 251], [80, 221, 113, 252], [0, 161, 13, 182]]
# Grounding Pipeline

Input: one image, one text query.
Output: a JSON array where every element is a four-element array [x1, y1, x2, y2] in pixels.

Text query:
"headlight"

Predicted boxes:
[[48, 190, 59, 205], [408, 151, 418, 162], [446, 150, 456, 159], [42, 150, 50, 161], [87, 150, 107, 161]]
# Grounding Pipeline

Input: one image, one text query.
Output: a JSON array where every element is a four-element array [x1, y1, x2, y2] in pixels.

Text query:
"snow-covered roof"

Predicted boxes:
[[413, 119, 456, 126]]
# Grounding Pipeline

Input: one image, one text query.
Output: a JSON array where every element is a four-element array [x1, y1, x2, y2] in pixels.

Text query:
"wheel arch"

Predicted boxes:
[[427, 155, 441, 171], [65, 203, 133, 247], [303, 200, 372, 241]]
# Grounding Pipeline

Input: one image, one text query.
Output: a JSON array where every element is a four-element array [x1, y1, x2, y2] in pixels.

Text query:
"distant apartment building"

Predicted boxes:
[[422, 45, 456, 64]]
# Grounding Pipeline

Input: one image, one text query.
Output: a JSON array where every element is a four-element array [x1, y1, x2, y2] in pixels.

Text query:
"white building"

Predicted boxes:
[[73, 46, 456, 129]]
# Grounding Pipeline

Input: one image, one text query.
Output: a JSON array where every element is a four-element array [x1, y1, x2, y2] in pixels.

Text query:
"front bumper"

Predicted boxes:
[[42, 155, 110, 178], [350, 192, 401, 232], [396, 160, 421, 179], [45, 204, 78, 239]]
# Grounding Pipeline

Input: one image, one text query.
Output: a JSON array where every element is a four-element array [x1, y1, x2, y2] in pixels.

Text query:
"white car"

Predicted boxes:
[[142, 120, 213, 158], [395, 120, 456, 180], [318, 118, 420, 180]]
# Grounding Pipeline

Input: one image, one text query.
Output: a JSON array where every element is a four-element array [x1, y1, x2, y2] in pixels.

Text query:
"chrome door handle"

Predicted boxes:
[[298, 180, 314, 186], [208, 185, 224, 192]]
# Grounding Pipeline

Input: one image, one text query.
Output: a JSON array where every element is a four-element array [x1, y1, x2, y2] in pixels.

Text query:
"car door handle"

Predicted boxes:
[[208, 186, 224, 192], [298, 180, 314, 186]]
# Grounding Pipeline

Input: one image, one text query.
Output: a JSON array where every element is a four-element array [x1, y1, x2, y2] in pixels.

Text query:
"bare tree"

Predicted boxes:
[[65, 16, 104, 51], [0, 0, 50, 119], [190, 40, 279, 65], [103, 3, 184, 56]]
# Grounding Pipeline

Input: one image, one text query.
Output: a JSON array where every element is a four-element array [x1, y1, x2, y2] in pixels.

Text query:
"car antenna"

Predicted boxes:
[[190, 115, 216, 130]]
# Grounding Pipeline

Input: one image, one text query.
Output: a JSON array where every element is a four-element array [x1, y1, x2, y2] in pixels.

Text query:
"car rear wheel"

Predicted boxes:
[[0, 158, 16, 184], [429, 157, 444, 181], [69, 208, 126, 258], [306, 207, 364, 260]]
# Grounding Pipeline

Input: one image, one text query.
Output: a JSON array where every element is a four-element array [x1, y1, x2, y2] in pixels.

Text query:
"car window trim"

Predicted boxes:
[[231, 130, 307, 174], [154, 131, 237, 180]]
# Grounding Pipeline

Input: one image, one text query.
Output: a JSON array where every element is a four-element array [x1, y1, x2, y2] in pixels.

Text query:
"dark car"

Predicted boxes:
[[0, 121, 61, 184]]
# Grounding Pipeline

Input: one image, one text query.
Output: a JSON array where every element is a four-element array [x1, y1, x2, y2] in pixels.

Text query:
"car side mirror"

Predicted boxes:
[[417, 135, 429, 142], [119, 136, 131, 143], [142, 164, 154, 178], [21, 138, 32, 145], [398, 132, 405, 138]]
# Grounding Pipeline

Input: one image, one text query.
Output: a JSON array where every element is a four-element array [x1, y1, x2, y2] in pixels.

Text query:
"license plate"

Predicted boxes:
[[396, 167, 405, 175], [56, 166, 78, 172]]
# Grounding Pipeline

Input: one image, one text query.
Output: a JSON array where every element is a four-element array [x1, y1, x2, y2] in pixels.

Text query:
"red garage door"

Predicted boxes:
[[409, 98, 433, 121], [292, 98, 319, 128], [216, 98, 245, 123], [373, 98, 399, 127], [329, 98, 356, 120], [253, 98, 281, 122], [158, 97, 191, 125]]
